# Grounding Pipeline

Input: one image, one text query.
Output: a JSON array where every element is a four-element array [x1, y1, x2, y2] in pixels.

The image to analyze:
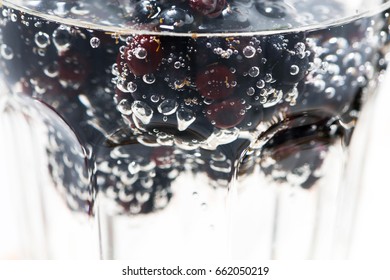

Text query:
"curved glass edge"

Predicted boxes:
[[2, 0, 390, 37]]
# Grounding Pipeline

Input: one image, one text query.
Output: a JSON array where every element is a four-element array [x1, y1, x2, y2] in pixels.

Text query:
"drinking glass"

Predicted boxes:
[[0, 0, 389, 259]]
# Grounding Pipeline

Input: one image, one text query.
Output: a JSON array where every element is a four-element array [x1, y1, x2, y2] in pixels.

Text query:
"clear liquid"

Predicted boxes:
[[0, 1, 389, 259]]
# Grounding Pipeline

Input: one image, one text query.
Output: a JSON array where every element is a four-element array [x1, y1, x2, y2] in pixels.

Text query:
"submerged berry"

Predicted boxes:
[[196, 64, 235, 100], [125, 35, 163, 76], [206, 99, 246, 129]]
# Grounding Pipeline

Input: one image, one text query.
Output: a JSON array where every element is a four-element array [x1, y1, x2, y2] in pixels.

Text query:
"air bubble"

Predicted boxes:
[[286, 87, 298, 106], [249, 66, 260, 77], [262, 89, 283, 108], [154, 191, 169, 209], [265, 73, 273, 82], [210, 160, 232, 173], [134, 47, 147, 59], [2, 9, 9, 17], [331, 75, 345, 87], [90, 37, 100, 48], [211, 152, 226, 161], [158, 99, 178, 115], [143, 73, 156, 84], [10, 13, 17, 22], [53, 26, 72, 52], [0, 44, 14, 60], [256, 80, 265, 89], [127, 82, 137, 93], [43, 63, 59, 78], [204, 98, 213, 105], [151, 95, 160, 103], [117, 99, 133, 115], [325, 87, 336, 99], [295, 42, 306, 53], [37, 49, 46, 57], [247, 87, 255, 96], [132, 101, 153, 124], [313, 80, 326, 92], [342, 52, 362, 67], [243, 46, 256, 58], [290, 65, 300, 76], [35, 32, 51, 48], [174, 61, 181, 69], [176, 107, 196, 131]]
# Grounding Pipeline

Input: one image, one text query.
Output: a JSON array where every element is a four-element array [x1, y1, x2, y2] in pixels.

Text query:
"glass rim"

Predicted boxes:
[[2, 0, 390, 37]]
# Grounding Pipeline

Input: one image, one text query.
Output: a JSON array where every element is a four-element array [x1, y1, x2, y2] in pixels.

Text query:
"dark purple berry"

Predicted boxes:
[[196, 64, 235, 100], [133, 0, 161, 23], [158, 7, 194, 31], [189, 0, 226, 18], [206, 99, 246, 129], [125, 35, 163, 76]]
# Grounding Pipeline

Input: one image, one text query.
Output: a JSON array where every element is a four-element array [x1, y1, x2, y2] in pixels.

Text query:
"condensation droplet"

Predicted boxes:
[[90, 37, 100, 48]]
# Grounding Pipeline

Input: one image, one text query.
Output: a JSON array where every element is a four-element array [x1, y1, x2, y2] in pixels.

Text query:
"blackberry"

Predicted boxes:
[[158, 6, 195, 32], [259, 115, 337, 189], [132, 0, 161, 24], [95, 143, 183, 215]]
